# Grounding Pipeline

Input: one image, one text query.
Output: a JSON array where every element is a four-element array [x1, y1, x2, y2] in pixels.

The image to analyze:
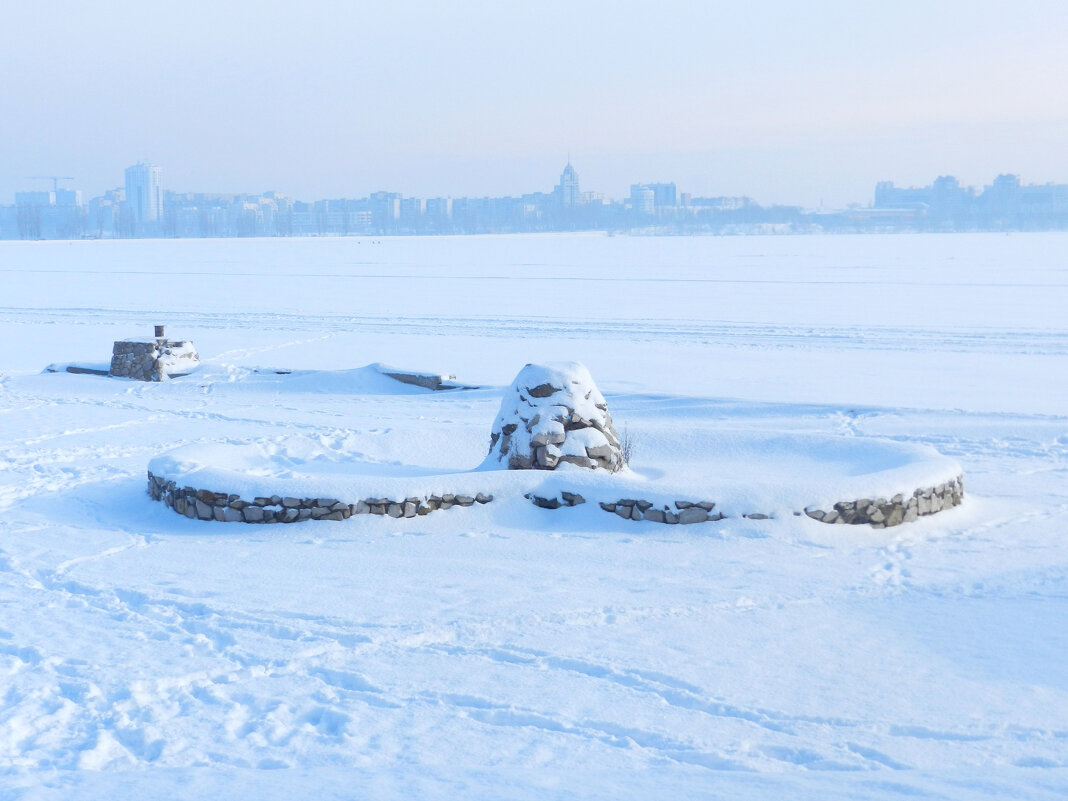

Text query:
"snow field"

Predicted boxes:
[[0, 233, 1067, 799]]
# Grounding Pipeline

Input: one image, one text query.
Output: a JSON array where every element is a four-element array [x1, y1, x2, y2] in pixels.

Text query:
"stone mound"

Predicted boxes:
[[486, 362, 624, 471]]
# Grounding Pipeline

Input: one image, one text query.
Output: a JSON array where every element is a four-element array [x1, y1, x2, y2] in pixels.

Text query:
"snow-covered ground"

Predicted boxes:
[[1, 233, 1066, 799]]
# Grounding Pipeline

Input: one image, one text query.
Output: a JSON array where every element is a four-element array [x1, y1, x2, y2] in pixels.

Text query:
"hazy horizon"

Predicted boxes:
[[3, 0, 1067, 207]]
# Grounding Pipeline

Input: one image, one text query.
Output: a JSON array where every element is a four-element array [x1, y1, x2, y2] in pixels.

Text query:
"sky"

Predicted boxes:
[[2, 0, 1068, 208]]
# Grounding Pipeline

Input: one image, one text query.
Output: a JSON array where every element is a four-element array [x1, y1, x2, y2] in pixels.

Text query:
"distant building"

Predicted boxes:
[[629, 185, 655, 216], [124, 163, 163, 223], [15, 191, 54, 208], [632, 182, 676, 210], [554, 162, 582, 208]]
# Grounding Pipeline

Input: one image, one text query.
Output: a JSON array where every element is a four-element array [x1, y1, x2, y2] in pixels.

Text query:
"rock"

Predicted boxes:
[[677, 507, 708, 524], [475, 493, 493, 504], [455, 495, 475, 506], [485, 363, 623, 472], [644, 508, 665, 523], [531, 495, 562, 509], [560, 491, 585, 506], [243, 506, 264, 523], [387, 503, 403, 518]]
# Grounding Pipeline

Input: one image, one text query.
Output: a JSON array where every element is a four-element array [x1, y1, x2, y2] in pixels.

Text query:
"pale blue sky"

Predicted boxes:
[[2, 0, 1067, 207]]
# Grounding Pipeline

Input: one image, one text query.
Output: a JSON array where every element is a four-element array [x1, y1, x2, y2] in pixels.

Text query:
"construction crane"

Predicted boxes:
[[26, 176, 75, 192]]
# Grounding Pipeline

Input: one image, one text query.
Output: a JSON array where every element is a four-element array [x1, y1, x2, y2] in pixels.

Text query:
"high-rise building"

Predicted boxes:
[[555, 162, 581, 208], [124, 163, 163, 223], [630, 182, 677, 214]]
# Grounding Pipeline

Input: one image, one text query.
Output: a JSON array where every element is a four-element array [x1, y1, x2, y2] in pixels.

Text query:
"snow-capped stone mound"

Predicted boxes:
[[485, 362, 624, 472]]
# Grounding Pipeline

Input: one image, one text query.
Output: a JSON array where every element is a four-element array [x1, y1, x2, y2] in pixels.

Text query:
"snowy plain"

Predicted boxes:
[[0, 232, 1066, 799]]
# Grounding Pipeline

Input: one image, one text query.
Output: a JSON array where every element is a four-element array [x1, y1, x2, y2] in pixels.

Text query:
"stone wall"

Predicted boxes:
[[147, 471, 492, 523], [802, 476, 963, 528], [148, 472, 963, 528]]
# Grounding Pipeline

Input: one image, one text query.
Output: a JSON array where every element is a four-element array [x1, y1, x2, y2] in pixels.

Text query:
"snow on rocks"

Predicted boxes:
[[803, 475, 964, 528], [484, 362, 624, 472], [147, 471, 493, 523], [109, 326, 200, 381]]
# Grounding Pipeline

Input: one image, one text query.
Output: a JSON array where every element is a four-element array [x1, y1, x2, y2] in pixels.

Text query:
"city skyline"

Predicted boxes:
[[4, 158, 1066, 240], [3, 1, 1068, 208]]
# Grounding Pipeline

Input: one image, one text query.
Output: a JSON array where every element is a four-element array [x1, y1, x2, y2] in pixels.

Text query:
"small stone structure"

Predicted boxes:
[[147, 471, 492, 523], [110, 325, 200, 381], [487, 362, 624, 471], [803, 476, 963, 528]]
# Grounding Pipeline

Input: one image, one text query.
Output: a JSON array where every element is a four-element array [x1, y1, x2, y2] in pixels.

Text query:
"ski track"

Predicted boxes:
[[3, 306, 1068, 355]]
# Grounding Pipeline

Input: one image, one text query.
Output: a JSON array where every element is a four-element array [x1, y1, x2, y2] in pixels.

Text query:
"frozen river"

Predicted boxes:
[[0, 233, 1066, 799]]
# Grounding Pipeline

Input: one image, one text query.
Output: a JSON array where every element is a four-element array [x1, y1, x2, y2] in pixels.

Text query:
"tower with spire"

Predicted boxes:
[[554, 160, 582, 208]]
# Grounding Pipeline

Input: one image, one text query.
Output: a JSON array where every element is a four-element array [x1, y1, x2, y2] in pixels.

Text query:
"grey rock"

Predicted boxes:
[[678, 507, 709, 524]]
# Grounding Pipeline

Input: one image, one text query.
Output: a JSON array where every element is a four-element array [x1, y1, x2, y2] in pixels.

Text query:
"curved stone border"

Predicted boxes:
[[600, 498, 727, 524], [148, 472, 963, 528], [802, 476, 963, 529], [148, 472, 492, 523]]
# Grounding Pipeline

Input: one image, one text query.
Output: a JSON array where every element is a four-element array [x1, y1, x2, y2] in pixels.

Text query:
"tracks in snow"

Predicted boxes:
[[3, 305, 1068, 355]]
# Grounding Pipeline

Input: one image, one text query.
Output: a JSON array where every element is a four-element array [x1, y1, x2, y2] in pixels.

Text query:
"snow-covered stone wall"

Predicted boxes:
[[148, 471, 493, 523], [803, 476, 963, 528], [149, 471, 963, 528]]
